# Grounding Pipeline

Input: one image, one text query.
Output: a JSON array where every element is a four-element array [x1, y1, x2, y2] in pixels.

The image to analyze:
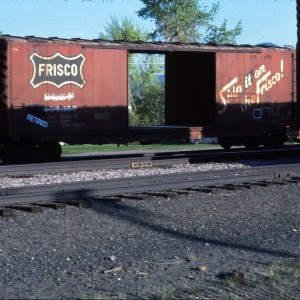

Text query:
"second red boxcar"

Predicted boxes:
[[164, 45, 295, 148]]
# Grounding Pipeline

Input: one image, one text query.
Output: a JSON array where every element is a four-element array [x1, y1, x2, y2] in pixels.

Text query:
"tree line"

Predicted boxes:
[[2, 0, 243, 126], [99, 0, 242, 126]]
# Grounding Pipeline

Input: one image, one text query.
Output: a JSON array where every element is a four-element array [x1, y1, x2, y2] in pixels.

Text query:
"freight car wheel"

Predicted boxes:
[[264, 132, 286, 148], [0, 143, 18, 164], [0, 142, 38, 164], [31, 142, 62, 162], [217, 137, 232, 150], [41, 142, 62, 161], [244, 137, 259, 150], [18, 141, 62, 163], [19, 142, 39, 162]]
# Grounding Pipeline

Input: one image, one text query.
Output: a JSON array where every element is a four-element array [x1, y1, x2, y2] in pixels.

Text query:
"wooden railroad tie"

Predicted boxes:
[[0, 208, 15, 217], [7, 205, 43, 213]]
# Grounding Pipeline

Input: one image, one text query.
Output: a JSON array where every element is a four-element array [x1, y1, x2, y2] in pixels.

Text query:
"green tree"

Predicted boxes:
[[204, 19, 242, 44], [137, 0, 242, 44], [99, 17, 165, 125], [98, 16, 148, 41], [130, 55, 165, 125]]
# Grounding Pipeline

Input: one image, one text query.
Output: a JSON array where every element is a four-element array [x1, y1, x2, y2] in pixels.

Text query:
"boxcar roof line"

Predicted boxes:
[[0, 34, 291, 54]]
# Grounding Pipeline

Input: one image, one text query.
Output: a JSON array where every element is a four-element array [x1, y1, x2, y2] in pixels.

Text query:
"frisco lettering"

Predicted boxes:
[[256, 71, 282, 95], [30, 52, 86, 88], [38, 63, 78, 77]]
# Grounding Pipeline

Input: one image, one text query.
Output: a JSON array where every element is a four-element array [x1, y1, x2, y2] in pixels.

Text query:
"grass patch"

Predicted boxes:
[[265, 259, 300, 285], [61, 142, 219, 155], [146, 288, 175, 300], [186, 253, 198, 262], [217, 270, 255, 288]]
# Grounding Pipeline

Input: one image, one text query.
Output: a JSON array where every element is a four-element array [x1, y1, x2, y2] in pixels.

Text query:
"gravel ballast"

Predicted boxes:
[[0, 181, 299, 299], [0, 162, 248, 188]]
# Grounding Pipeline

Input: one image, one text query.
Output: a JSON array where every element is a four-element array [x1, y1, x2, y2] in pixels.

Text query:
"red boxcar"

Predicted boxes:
[[0, 35, 296, 162], [165, 47, 296, 149], [1, 37, 128, 140]]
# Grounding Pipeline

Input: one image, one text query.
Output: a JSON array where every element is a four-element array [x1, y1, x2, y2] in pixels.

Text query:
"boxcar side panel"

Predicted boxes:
[[216, 49, 294, 134], [8, 39, 128, 141]]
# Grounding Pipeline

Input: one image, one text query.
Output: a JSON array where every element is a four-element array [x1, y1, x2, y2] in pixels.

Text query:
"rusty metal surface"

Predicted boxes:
[[2, 36, 128, 139], [216, 49, 294, 124], [165, 45, 295, 139], [0, 34, 282, 53], [0, 34, 295, 145]]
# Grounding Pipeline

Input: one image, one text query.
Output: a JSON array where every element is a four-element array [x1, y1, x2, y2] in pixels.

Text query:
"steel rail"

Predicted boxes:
[[0, 155, 188, 177], [1, 145, 300, 177], [0, 163, 299, 207]]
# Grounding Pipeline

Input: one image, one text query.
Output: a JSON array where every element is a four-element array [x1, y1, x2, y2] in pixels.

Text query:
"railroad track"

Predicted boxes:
[[1, 145, 300, 177], [1, 163, 300, 216]]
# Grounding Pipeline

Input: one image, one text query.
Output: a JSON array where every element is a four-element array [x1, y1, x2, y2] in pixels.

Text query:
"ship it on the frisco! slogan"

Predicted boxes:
[[217, 53, 288, 115]]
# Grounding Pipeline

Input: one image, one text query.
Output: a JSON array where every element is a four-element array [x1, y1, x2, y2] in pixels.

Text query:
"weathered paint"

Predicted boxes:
[[216, 49, 294, 125], [4, 37, 128, 138], [0, 36, 296, 145], [165, 46, 295, 139]]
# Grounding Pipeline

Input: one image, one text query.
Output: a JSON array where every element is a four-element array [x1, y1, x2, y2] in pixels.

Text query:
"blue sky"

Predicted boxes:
[[0, 0, 296, 47]]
